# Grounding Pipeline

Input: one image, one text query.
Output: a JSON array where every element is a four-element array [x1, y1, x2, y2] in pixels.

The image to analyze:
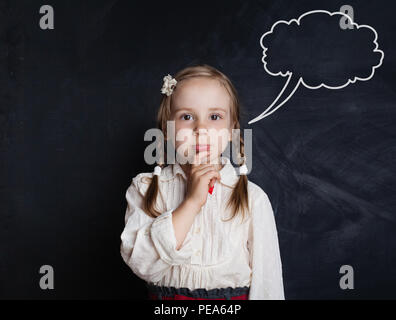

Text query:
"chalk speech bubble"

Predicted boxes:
[[248, 10, 384, 124]]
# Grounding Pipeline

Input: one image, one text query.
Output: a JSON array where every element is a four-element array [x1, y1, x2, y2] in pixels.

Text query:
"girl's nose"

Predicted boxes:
[[193, 122, 208, 136], [193, 129, 210, 146]]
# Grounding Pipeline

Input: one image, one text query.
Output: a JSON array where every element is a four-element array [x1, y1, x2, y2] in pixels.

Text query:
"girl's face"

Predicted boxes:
[[169, 77, 234, 164]]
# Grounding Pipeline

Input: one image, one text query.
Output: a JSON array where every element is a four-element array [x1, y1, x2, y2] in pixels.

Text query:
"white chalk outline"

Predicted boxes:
[[248, 9, 385, 124]]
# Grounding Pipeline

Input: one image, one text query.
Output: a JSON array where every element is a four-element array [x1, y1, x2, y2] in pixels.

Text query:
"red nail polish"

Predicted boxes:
[[208, 185, 214, 194]]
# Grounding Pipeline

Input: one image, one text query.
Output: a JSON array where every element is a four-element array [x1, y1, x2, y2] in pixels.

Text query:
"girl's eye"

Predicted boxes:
[[210, 114, 222, 120], [181, 114, 193, 121]]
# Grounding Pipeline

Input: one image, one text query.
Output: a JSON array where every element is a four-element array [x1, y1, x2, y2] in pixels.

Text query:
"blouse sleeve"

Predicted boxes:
[[120, 178, 193, 283], [247, 189, 285, 300]]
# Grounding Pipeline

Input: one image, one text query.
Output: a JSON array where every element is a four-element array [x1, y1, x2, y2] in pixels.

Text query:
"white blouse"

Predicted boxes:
[[120, 156, 285, 300]]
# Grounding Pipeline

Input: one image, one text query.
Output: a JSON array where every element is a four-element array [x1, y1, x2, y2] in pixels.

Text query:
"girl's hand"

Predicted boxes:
[[184, 150, 221, 210]]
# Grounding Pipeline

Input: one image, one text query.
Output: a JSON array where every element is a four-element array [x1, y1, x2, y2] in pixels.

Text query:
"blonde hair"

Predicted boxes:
[[143, 64, 249, 222]]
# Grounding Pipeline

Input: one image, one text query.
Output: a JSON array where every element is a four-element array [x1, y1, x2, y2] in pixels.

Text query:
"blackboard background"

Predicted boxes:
[[1, 0, 395, 299]]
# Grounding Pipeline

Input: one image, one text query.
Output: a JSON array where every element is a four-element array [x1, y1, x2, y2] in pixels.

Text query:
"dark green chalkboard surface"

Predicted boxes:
[[1, 0, 395, 299]]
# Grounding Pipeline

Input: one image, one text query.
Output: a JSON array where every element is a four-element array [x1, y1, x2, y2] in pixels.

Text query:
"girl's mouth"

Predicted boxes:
[[195, 144, 210, 152]]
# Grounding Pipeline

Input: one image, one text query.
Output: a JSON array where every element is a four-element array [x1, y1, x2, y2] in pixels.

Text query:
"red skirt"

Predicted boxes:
[[147, 283, 250, 300]]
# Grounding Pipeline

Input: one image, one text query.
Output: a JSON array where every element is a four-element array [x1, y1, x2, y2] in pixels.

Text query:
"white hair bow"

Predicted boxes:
[[161, 74, 177, 96], [153, 166, 162, 176], [239, 164, 248, 175]]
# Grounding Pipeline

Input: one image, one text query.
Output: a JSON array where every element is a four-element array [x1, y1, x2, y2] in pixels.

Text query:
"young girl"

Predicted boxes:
[[120, 64, 285, 300]]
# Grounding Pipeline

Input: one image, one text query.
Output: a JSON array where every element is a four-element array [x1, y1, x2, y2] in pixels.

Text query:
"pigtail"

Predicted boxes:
[[142, 168, 163, 218], [224, 132, 250, 223], [142, 127, 167, 218]]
